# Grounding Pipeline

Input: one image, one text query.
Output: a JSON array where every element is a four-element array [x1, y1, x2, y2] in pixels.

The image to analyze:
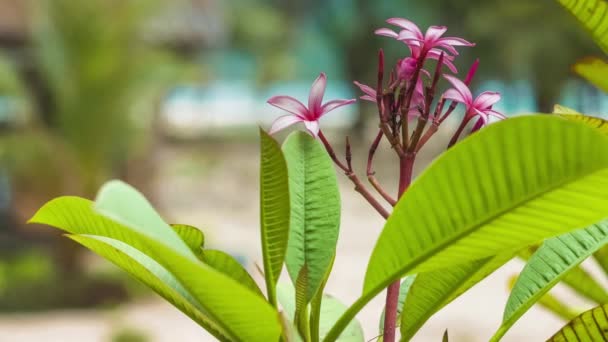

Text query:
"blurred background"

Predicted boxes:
[[0, 0, 606, 341]]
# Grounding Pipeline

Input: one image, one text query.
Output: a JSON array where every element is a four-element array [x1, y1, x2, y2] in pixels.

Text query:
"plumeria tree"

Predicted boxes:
[[267, 18, 505, 342], [26, 1, 608, 341]]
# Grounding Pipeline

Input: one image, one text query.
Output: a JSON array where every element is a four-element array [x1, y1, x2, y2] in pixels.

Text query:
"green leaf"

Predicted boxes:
[[556, 0, 608, 54], [311, 255, 336, 342], [282, 132, 341, 302], [67, 234, 231, 341], [553, 105, 581, 115], [378, 276, 416, 342], [202, 249, 263, 297], [277, 282, 364, 342], [324, 115, 608, 342], [400, 252, 515, 341], [295, 265, 311, 341], [547, 303, 608, 341], [593, 244, 608, 275], [30, 181, 281, 342], [531, 285, 580, 321], [573, 57, 608, 92], [491, 222, 608, 341], [519, 246, 608, 305], [171, 224, 205, 257], [259, 129, 291, 306], [558, 113, 608, 135]]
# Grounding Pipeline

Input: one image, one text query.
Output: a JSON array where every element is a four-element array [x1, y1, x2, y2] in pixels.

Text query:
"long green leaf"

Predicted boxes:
[[558, 113, 608, 135], [547, 303, 608, 341], [311, 255, 336, 342], [202, 249, 263, 297], [574, 57, 608, 92], [519, 245, 608, 305], [324, 115, 608, 342], [171, 223, 205, 256], [505, 275, 581, 321], [30, 181, 281, 342], [491, 222, 608, 341], [282, 132, 341, 302], [260, 129, 291, 306], [170, 224, 262, 296], [400, 252, 515, 341], [594, 244, 608, 274], [556, 0, 608, 54], [277, 282, 364, 342], [67, 234, 231, 341]]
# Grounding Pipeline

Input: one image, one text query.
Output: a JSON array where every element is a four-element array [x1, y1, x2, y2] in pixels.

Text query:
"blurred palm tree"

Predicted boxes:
[[0, 0, 198, 309]]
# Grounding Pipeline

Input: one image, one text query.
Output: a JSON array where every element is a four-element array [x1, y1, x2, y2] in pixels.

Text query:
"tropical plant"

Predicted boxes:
[[27, 2, 608, 342]]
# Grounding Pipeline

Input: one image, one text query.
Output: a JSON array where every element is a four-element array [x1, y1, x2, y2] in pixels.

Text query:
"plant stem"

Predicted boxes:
[[447, 117, 470, 148], [318, 130, 390, 219], [383, 152, 415, 342], [367, 130, 397, 206]]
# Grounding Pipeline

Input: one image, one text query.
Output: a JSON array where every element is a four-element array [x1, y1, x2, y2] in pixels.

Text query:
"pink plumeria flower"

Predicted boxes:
[[267, 73, 356, 138], [443, 74, 505, 126], [376, 18, 474, 74], [353, 79, 425, 120]]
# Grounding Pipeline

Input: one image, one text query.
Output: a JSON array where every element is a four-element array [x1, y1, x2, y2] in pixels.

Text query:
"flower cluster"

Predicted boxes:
[[267, 17, 504, 145]]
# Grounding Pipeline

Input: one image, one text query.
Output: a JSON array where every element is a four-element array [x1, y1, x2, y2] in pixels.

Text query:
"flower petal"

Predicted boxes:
[[353, 81, 376, 98], [427, 50, 458, 73], [303, 120, 320, 138], [474, 108, 490, 123], [375, 28, 399, 39], [487, 109, 506, 120], [267, 95, 308, 118], [360, 95, 377, 102], [473, 91, 501, 109], [397, 30, 423, 45], [321, 99, 356, 115], [436, 37, 475, 47], [386, 18, 423, 38], [269, 115, 304, 135], [444, 75, 473, 105], [442, 89, 466, 103], [309, 73, 327, 115], [424, 26, 448, 43]]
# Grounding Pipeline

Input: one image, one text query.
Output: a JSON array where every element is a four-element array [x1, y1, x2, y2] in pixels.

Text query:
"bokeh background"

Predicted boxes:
[[0, 0, 606, 341]]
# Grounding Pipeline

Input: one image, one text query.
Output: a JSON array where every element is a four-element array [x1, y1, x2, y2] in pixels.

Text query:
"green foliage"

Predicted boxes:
[[282, 132, 341, 302], [492, 223, 608, 341], [548, 303, 608, 341], [556, 0, 608, 54], [202, 250, 263, 297], [171, 224, 205, 256], [400, 252, 515, 341], [259, 129, 290, 306], [277, 282, 364, 342], [30, 181, 281, 342], [324, 115, 608, 341], [67, 234, 230, 341], [110, 327, 149, 342], [573, 57, 608, 92]]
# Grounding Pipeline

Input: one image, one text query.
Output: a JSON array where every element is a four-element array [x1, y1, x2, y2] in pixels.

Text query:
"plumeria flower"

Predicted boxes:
[[268, 73, 356, 138], [443, 74, 505, 126], [353, 79, 425, 120], [376, 18, 474, 74]]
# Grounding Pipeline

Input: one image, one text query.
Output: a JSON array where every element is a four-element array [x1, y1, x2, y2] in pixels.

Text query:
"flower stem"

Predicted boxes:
[[383, 152, 415, 342], [367, 130, 397, 206], [318, 130, 390, 219], [447, 117, 470, 148]]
